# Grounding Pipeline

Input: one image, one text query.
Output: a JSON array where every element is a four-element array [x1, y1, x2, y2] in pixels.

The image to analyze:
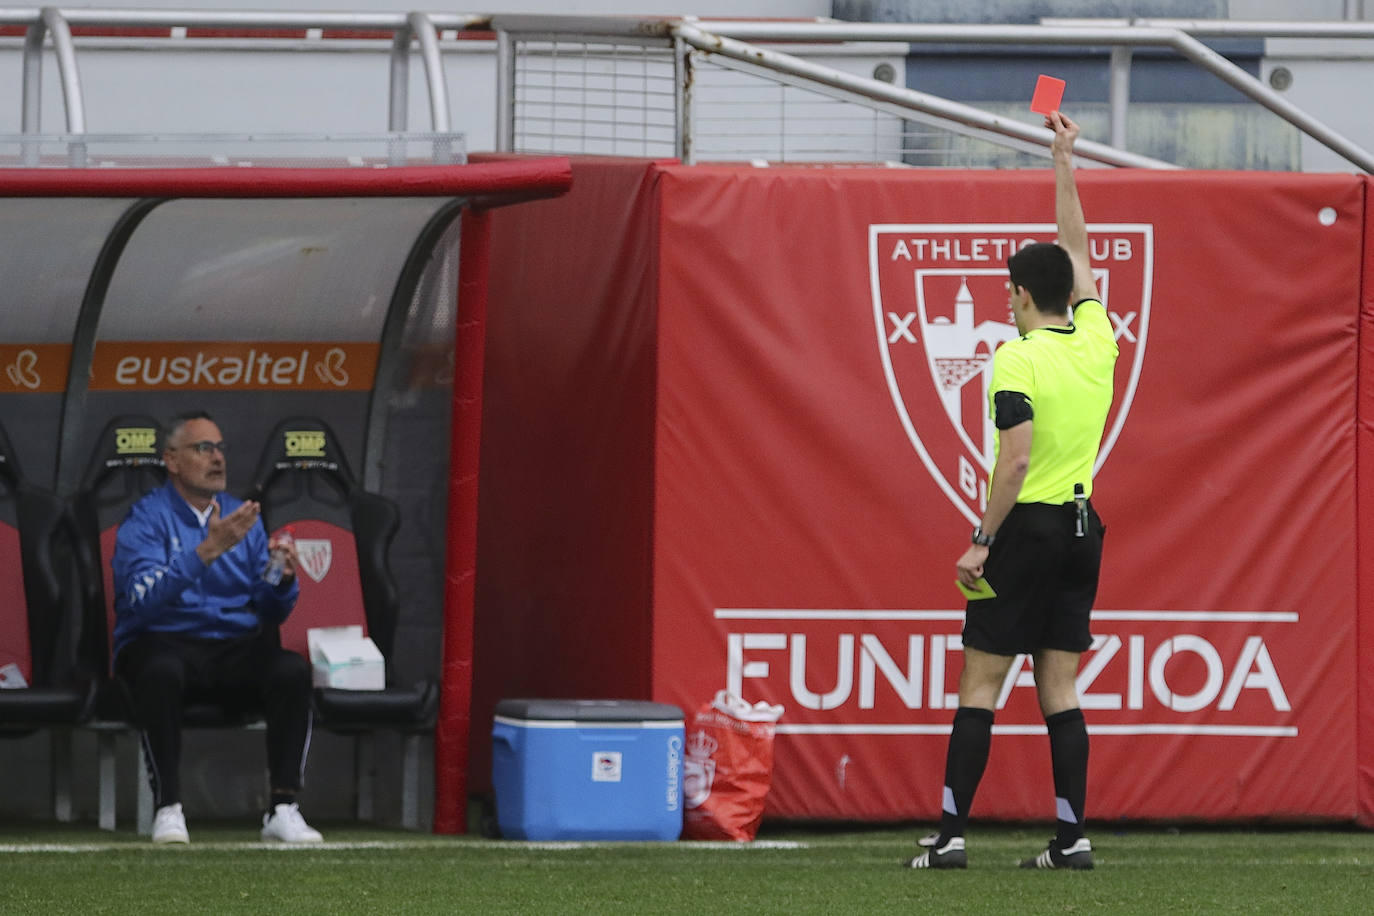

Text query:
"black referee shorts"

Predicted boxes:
[[962, 500, 1105, 656]]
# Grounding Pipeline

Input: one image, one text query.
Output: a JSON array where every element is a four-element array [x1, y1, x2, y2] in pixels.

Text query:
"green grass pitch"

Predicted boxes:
[[2, 822, 1371, 915]]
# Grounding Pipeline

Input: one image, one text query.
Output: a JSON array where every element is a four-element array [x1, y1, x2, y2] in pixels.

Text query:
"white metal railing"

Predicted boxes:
[[0, 131, 465, 169], [3, 7, 489, 144], [684, 17, 1374, 171], [675, 21, 1170, 168], [4, 9, 1374, 171], [682, 19, 1374, 172], [491, 15, 1374, 171], [679, 45, 1059, 168]]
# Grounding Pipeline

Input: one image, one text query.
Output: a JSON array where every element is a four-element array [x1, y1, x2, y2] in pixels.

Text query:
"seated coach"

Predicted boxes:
[[112, 409, 322, 844]]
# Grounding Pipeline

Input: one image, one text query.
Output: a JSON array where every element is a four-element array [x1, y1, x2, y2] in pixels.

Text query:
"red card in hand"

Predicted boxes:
[[1030, 74, 1066, 115]]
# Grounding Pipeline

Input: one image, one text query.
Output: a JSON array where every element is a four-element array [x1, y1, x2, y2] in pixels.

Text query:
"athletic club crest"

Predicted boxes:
[[294, 538, 333, 583], [869, 223, 1152, 524]]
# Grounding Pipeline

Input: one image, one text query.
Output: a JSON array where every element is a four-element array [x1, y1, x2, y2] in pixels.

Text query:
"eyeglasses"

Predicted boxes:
[[181, 440, 228, 456]]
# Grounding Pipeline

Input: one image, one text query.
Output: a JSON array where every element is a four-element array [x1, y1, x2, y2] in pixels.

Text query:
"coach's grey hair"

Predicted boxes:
[[162, 409, 216, 450]]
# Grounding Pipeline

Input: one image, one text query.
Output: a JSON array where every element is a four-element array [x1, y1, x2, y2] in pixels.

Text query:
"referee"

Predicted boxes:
[[908, 111, 1118, 871]]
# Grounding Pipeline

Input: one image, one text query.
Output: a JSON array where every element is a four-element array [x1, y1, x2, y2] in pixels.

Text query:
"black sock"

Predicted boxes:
[[1045, 708, 1089, 848], [937, 706, 995, 843], [270, 791, 296, 812]]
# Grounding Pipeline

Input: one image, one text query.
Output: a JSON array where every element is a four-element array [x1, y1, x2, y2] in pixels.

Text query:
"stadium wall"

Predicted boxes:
[[478, 157, 1374, 825]]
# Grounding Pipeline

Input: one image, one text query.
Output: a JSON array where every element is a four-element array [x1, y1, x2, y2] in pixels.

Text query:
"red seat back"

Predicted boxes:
[[72, 416, 166, 675], [0, 522, 30, 684], [272, 517, 367, 656], [249, 417, 400, 677]]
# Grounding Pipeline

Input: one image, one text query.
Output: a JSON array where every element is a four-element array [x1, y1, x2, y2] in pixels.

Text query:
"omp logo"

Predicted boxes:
[[284, 430, 326, 459], [869, 223, 1152, 525], [5, 349, 40, 390], [115, 427, 158, 455]]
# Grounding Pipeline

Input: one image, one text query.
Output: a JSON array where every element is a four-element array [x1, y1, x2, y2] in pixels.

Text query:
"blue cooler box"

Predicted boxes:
[[492, 698, 685, 841]]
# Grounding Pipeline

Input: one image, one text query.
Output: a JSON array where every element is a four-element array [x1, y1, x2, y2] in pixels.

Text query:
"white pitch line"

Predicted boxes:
[[0, 841, 441, 854], [0, 839, 808, 854]]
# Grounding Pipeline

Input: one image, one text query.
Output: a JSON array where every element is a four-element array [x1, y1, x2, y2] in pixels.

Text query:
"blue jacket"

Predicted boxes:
[[112, 481, 298, 658]]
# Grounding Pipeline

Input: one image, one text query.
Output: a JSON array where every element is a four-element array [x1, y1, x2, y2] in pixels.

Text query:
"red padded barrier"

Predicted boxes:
[[651, 165, 1362, 822], [1358, 175, 1374, 827], [483, 160, 1370, 824], [433, 207, 491, 835], [467, 158, 667, 809]]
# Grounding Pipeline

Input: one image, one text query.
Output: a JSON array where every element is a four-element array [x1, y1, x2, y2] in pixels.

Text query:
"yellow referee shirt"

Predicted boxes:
[[987, 298, 1119, 503]]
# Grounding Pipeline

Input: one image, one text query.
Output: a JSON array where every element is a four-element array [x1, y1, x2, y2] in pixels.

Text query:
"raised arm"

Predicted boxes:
[[1048, 111, 1099, 304]]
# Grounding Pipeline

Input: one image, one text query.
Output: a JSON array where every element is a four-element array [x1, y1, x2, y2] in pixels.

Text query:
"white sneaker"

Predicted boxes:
[[261, 803, 324, 843], [152, 803, 190, 844]]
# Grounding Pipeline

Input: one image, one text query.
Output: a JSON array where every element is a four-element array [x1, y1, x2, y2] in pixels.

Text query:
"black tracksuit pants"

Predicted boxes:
[[115, 629, 313, 809]]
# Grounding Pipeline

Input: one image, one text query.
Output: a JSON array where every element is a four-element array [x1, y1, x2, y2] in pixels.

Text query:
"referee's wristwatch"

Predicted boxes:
[[971, 526, 995, 547]]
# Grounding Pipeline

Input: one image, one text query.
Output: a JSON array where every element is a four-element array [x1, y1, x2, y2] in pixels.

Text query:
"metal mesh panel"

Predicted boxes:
[[511, 37, 678, 157], [688, 56, 904, 164], [687, 52, 1040, 168], [504, 33, 1043, 167]]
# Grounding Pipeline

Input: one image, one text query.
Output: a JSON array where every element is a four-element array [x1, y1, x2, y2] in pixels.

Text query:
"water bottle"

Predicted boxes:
[[263, 527, 294, 585]]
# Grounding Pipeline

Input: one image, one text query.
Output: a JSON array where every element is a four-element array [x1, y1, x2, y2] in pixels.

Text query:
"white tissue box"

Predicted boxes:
[[307, 625, 385, 690]]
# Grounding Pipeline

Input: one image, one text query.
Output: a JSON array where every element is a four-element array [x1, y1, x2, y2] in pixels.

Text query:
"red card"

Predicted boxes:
[[1030, 74, 1066, 115]]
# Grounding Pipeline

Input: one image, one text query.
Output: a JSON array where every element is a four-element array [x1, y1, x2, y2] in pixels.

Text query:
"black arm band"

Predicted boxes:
[[993, 390, 1034, 430]]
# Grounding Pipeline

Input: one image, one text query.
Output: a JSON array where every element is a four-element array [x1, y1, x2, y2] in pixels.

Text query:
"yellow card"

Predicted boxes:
[[956, 577, 997, 600]]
